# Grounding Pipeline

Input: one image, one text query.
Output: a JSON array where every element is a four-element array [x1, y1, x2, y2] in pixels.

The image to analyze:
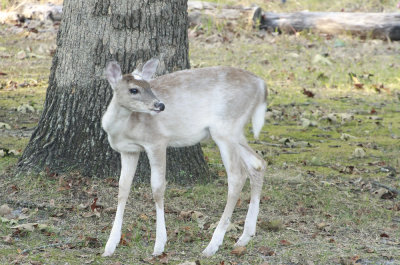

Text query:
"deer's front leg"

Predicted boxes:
[[103, 152, 139, 257], [146, 146, 167, 256]]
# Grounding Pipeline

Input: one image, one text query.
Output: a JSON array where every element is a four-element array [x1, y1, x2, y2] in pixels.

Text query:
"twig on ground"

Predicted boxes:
[[21, 238, 75, 254], [371, 181, 400, 195], [6, 199, 55, 210], [249, 140, 282, 147]]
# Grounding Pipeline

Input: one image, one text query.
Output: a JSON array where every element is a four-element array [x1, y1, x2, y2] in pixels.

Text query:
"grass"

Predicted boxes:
[[0, 170, 398, 264], [1, 0, 400, 264]]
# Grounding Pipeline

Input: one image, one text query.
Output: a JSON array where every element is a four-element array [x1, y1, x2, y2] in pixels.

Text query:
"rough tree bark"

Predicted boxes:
[[17, 0, 210, 183], [255, 10, 400, 41]]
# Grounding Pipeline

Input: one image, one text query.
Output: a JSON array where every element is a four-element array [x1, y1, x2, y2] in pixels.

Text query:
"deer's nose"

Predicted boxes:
[[154, 102, 165, 111]]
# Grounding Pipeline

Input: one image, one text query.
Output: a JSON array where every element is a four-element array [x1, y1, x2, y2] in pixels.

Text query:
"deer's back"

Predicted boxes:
[[144, 67, 266, 145], [150, 66, 264, 118]]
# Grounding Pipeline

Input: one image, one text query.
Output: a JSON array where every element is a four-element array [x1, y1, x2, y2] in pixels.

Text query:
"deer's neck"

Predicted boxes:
[[102, 98, 132, 135]]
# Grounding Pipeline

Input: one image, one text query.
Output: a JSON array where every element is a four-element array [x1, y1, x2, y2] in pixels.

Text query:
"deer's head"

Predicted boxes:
[[105, 59, 165, 114]]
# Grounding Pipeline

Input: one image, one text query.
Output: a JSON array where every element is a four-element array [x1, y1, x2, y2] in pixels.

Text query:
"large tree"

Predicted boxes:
[[17, 0, 209, 182]]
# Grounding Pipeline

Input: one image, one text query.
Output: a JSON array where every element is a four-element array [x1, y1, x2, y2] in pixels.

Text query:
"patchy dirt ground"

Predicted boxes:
[[1, 1, 400, 264]]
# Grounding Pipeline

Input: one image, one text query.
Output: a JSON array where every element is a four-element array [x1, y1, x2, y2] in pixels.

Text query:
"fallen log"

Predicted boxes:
[[0, 3, 62, 24], [254, 9, 400, 41]]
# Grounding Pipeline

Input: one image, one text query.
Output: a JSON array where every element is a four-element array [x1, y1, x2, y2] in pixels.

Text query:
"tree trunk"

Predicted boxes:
[[256, 10, 400, 41], [17, 0, 210, 183]]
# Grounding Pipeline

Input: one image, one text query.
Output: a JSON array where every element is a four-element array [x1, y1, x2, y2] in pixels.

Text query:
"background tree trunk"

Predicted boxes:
[[17, 0, 210, 183]]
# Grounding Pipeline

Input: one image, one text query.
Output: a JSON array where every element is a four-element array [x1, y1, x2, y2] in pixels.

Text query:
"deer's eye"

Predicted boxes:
[[129, 88, 139, 94]]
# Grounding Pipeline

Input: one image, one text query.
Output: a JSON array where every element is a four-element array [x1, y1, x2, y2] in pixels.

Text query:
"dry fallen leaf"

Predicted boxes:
[[340, 255, 361, 265], [89, 198, 104, 211], [354, 83, 364, 89], [0, 122, 11, 130], [338, 113, 354, 123], [103, 207, 116, 214], [179, 210, 204, 221], [119, 232, 132, 246], [104, 177, 118, 187], [326, 113, 337, 123], [258, 246, 275, 256], [380, 232, 389, 238], [258, 219, 284, 232], [17, 103, 34, 113], [316, 222, 327, 230], [81, 209, 100, 218], [58, 176, 71, 191], [209, 221, 241, 232], [302, 88, 315, 98], [191, 211, 204, 221], [312, 54, 332, 65], [365, 247, 375, 253], [279, 239, 292, 246], [11, 223, 38, 232], [340, 133, 356, 141], [353, 147, 366, 158], [139, 213, 149, 221], [145, 252, 172, 264], [16, 50, 27, 60], [78, 203, 89, 209], [169, 188, 187, 197], [159, 252, 172, 264], [380, 191, 396, 200], [231, 246, 246, 256], [84, 236, 101, 248], [0, 204, 12, 217], [179, 211, 192, 220], [369, 116, 382, 121], [3, 235, 14, 244]]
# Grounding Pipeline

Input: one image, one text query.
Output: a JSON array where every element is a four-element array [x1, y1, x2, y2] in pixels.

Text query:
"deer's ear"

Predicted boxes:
[[105, 61, 122, 88], [141, 58, 159, 81]]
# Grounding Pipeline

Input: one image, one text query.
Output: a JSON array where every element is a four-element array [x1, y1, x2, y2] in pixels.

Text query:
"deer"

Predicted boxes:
[[101, 58, 267, 257]]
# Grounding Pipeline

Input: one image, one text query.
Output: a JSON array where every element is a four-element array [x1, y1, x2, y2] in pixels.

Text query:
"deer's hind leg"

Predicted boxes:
[[235, 142, 266, 247], [202, 130, 247, 256]]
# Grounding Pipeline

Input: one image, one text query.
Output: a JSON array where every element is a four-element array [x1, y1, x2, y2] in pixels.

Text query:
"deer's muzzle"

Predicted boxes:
[[153, 102, 165, 112]]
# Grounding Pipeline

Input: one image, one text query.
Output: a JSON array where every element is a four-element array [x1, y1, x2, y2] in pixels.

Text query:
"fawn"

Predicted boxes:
[[102, 59, 267, 257]]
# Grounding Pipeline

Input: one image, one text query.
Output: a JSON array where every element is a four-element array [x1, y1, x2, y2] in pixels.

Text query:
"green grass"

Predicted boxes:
[[1, 170, 398, 264]]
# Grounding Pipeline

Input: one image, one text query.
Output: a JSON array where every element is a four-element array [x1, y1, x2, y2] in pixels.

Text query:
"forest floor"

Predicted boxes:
[[1, 1, 400, 265]]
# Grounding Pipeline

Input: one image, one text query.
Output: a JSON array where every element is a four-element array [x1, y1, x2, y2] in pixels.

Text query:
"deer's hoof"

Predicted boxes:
[[202, 244, 218, 257], [102, 250, 114, 257]]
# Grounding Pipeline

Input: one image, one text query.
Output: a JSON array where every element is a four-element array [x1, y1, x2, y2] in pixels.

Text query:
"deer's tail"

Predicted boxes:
[[251, 81, 267, 139]]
